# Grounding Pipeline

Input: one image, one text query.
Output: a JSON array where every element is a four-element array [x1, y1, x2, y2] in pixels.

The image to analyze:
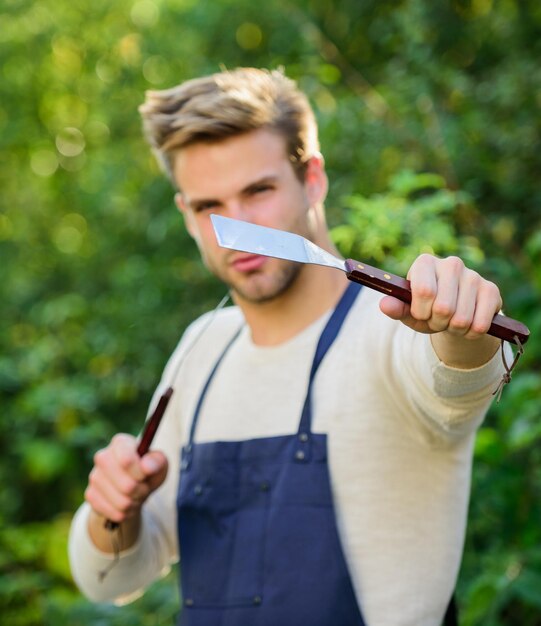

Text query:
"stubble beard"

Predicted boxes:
[[215, 259, 303, 304]]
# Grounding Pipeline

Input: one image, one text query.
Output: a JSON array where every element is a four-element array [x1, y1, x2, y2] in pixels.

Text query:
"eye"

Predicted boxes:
[[194, 201, 219, 212], [249, 184, 274, 195]]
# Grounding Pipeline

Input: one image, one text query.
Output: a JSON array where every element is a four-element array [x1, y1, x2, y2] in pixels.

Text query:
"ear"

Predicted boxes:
[[304, 153, 328, 206], [175, 192, 197, 239]]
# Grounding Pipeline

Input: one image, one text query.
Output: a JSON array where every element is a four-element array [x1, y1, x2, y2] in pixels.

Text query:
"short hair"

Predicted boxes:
[[139, 67, 319, 185]]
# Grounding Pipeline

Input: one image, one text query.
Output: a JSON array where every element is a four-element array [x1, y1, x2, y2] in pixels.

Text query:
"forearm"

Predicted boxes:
[[431, 331, 500, 370]]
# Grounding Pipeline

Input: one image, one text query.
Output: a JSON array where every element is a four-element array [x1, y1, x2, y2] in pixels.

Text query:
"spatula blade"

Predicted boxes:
[[211, 214, 345, 271]]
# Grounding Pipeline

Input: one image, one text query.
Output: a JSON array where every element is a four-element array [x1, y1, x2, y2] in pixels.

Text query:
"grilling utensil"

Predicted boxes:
[[211, 214, 529, 346]]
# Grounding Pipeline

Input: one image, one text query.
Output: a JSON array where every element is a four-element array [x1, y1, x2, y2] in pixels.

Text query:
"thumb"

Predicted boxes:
[[379, 295, 435, 336], [379, 295, 410, 321], [140, 451, 169, 492]]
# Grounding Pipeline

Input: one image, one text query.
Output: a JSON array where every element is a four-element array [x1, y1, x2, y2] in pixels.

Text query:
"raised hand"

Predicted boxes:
[[379, 254, 502, 367], [84, 433, 168, 552]]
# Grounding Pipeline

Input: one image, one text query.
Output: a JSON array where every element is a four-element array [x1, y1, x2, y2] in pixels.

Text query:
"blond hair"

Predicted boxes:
[[139, 67, 319, 184]]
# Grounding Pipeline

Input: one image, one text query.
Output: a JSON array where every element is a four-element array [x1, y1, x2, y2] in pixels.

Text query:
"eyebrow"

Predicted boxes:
[[187, 175, 279, 212]]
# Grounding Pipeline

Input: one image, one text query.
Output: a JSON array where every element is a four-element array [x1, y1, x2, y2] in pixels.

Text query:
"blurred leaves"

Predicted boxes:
[[332, 170, 483, 273], [1, 0, 540, 624]]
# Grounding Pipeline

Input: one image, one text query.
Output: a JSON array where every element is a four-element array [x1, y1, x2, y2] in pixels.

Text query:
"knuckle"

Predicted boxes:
[[465, 269, 480, 287], [417, 252, 435, 263], [482, 279, 501, 299], [409, 253, 434, 277], [432, 301, 453, 319], [120, 476, 139, 497], [84, 485, 100, 511], [112, 434, 135, 461], [445, 256, 465, 272], [88, 467, 99, 486], [427, 320, 446, 333], [93, 448, 107, 467], [111, 433, 128, 446], [84, 485, 92, 500], [471, 321, 490, 335], [449, 316, 470, 331], [118, 494, 133, 512], [413, 282, 436, 301], [116, 445, 136, 470], [409, 308, 430, 322]]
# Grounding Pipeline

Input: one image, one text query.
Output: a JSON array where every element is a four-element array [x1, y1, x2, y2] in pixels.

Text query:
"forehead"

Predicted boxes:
[[172, 129, 293, 198]]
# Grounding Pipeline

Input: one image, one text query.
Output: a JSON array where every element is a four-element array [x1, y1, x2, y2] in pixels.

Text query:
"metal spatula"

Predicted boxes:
[[211, 214, 529, 346]]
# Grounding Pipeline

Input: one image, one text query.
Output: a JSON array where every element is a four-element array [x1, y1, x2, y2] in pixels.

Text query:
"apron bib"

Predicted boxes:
[[176, 282, 366, 626]]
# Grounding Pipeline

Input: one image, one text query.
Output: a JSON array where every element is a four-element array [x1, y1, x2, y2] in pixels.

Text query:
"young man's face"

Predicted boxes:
[[173, 129, 326, 304]]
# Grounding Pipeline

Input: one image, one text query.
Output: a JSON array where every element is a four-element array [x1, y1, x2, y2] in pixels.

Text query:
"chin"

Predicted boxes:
[[232, 266, 302, 304]]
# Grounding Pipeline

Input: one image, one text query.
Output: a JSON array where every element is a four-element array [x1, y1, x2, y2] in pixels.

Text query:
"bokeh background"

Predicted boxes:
[[1, 0, 540, 624]]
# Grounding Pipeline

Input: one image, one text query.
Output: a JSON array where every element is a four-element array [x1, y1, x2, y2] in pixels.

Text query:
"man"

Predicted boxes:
[[70, 68, 507, 626]]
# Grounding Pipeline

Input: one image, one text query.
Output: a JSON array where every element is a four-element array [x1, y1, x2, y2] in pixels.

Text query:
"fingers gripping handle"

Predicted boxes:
[[344, 259, 530, 346]]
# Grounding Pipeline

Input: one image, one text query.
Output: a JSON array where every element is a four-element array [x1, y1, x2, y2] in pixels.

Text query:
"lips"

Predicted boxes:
[[231, 254, 267, 273]]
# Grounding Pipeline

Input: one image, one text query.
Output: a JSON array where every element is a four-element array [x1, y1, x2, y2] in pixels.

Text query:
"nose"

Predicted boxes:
[[224, 200, 249, 223]]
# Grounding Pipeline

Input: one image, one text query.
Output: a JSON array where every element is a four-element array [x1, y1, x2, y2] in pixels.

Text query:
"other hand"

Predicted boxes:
[[85, 433, 168, 524]]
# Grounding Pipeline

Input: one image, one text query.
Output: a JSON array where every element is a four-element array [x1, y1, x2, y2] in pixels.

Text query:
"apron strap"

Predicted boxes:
[[188, 324, 243, 446], [297, 282, 362, 438]]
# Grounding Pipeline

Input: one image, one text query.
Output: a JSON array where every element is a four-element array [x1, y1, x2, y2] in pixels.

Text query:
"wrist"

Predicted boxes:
[[431, 331, 500, 369], [88, 508, 142, 554]]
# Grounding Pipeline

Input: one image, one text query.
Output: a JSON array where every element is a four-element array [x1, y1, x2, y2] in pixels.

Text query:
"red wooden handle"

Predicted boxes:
[[345, 259, 530, 346], [137, 386, 173, 455]]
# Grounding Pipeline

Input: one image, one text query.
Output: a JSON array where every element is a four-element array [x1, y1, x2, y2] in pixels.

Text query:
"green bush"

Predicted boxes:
[[1, 1, 539, 624]]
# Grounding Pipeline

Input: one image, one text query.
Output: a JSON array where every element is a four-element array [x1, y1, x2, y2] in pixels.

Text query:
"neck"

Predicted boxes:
[[233, 233, 349, 346]]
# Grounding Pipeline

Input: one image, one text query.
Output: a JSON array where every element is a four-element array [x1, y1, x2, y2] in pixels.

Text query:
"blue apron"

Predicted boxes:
[[176, 282, 366, 626]]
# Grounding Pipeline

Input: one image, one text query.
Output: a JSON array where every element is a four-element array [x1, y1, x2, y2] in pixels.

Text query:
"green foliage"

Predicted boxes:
[[42, 568, 179, 625], [332, 170, 484, 273], [1, 0, 540, 624], [458, 227, 541, 624]]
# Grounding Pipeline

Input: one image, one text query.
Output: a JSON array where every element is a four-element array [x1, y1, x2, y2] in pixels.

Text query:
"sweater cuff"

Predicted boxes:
[[422, 335, 509, 398], [69, 503, 147, 603]]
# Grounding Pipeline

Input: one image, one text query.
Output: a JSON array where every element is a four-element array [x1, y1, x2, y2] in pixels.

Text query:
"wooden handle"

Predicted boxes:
[[345, 259, 530, 346], [104, 386, 174, 531], [136, 386, 173, 455]]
